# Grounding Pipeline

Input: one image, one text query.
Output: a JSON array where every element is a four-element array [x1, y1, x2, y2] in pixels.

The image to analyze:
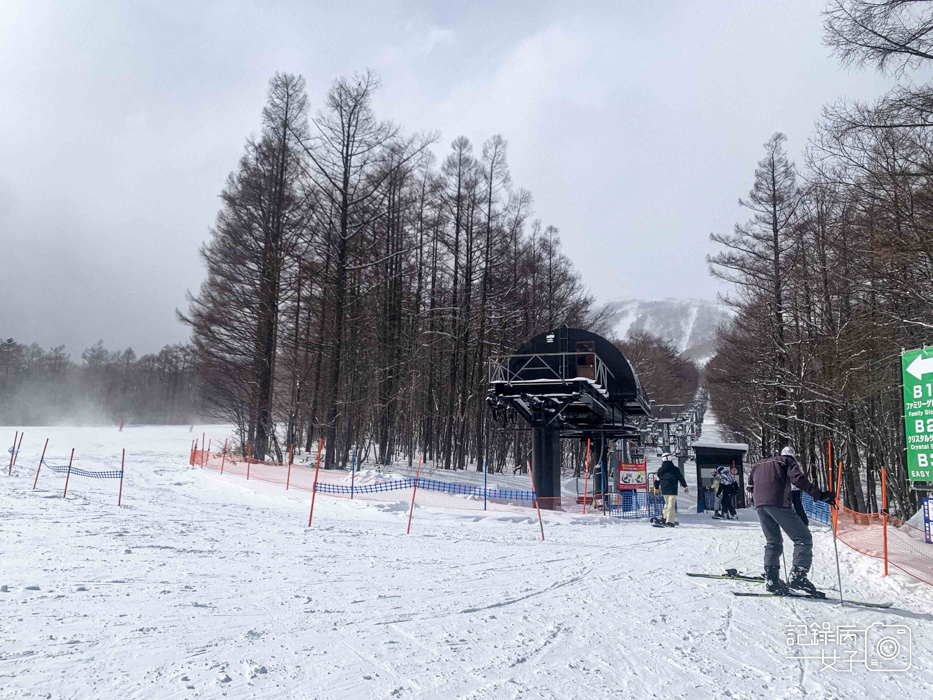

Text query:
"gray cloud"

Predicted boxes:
[[0, 0, 912, 355]]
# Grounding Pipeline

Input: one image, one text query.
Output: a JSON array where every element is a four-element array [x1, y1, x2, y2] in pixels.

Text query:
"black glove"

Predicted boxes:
[[819, 490, 836, 506]]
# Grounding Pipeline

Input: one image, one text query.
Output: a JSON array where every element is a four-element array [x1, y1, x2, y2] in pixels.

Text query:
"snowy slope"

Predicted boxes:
[[603, 298, 730, 364], [2, 424, 932, 699]]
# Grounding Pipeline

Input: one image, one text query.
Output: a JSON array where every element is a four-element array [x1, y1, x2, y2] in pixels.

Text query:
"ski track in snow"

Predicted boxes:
[[1, 424, 933, 699]]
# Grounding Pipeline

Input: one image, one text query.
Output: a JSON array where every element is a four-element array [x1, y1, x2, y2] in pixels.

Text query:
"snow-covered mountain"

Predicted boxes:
[[602, 298, 730, 364]]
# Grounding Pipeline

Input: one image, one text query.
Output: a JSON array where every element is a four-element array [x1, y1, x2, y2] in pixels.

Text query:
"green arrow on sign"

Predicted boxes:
[[903, 347, 933, 482]]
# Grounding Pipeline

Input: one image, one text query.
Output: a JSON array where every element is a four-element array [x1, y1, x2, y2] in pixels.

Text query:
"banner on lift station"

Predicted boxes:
[[618, 461, 647, 490]]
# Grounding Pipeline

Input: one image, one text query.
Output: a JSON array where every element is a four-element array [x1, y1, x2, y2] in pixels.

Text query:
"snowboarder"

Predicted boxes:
[[747, 446, 835, 596], [711, 471, 723, 517], [656, 453, 688, 527], [717, 467, 738, 519]]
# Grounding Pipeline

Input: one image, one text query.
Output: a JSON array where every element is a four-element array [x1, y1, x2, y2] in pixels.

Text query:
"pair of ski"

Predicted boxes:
[[687, 571, 892, 609]]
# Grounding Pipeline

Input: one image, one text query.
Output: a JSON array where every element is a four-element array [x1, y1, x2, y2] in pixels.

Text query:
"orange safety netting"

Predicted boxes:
[[835, 505, 933, 587]]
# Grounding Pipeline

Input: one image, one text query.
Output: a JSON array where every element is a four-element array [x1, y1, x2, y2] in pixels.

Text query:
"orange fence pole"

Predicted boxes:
[[33, 438, 48, 490], [406, 456, 423, 534], [220, 439, 228, 475], [202, 437, 209, 468], [11, 431, 24, 471], [526, 460, 545, 541], [286, 444, 294, 490], [308, 438, 324, 526], [8, 431, 17, 475], [582, 438, 591, 515], [246, 443, 252, 480], [202, 432, 206, 465], [118, 448, 125, 506], [881, 466, 889, 577], [62, 448, 75, 499]]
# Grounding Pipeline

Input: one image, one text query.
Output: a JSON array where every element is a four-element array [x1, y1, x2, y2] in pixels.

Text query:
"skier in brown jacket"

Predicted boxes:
[[747, 446, 835, 596]]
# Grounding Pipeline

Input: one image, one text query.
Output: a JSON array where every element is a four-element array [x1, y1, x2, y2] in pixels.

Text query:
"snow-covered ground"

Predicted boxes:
[[2, 424, 933, 699]]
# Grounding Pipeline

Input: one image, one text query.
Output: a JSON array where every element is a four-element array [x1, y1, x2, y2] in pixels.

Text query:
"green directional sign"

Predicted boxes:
[[903, 347, 933, 482]]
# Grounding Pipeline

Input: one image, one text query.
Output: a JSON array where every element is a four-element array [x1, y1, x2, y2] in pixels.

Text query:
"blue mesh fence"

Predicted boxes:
[[604, 491, 664, 519], [42, 458, 123, 480], [800, 492, 832, 525]]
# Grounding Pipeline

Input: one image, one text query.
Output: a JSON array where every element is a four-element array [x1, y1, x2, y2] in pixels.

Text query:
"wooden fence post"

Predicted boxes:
[[33, 438, 49, 490], [8, 431, 17, 475], [406, 456, 423, 534], [286, 444, 294, 490], [118, 448, 125, 506], [62, 448, 75, 499], [526, 460, 545, 541], [308, 439, 324, 526]]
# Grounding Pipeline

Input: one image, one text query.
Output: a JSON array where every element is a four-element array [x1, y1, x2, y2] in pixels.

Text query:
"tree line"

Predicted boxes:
[[707, 0, 933, 518], [184, 71, 610, 471], [0, 339, 200, 425]]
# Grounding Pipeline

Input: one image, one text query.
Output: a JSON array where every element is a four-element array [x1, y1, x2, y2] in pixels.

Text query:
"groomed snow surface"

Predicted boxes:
[[2, 425, 933, 699]]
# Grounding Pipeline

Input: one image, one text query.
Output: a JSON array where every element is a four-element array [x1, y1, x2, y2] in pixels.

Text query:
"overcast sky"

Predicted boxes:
[[0, 1, 908, 355]]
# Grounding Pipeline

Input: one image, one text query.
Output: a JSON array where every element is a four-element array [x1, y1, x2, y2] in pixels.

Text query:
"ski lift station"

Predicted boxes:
[[692, 441, 749, 511], [486, 326, 650, 504]]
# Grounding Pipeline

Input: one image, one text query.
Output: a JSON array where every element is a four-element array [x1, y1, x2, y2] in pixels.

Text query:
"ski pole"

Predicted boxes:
[[831, 460, 844, 605]]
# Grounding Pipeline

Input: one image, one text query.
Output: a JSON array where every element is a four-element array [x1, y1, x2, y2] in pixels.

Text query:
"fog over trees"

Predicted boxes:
[[708, 0, 933, 518], [0, 339, 200, 425]]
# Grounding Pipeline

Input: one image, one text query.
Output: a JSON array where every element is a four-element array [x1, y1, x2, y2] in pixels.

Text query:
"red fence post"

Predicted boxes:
[[202, 437, 209, 469], [308, 438, 324, 526], [582, 438, 591, 515], [406, 456, 423, 534], [526, 460, 545, 541], [286, 444, 294, 490], [881, 466, 889, 577], [8, 431, 17, 475], [246, 443, 252, 480], [118, 448, 125, 507], [220, 439, 228, 475], [62, 448, 75, 499], [11, 431, 24, 472], [32, 438, 49, 490]]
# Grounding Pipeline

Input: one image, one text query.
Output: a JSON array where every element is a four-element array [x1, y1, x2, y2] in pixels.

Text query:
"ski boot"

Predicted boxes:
[[764, 566, 790, 596], [664, 521, 676, 528], [711, 512, 722, 520], [789, 566, 825, 598]]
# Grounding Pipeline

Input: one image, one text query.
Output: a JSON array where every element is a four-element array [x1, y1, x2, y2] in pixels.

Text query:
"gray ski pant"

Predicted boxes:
[[756, 505, 813, 570]]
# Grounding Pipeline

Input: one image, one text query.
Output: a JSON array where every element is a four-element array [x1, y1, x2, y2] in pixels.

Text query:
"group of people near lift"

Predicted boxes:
[[652, 447, 836, 597]]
